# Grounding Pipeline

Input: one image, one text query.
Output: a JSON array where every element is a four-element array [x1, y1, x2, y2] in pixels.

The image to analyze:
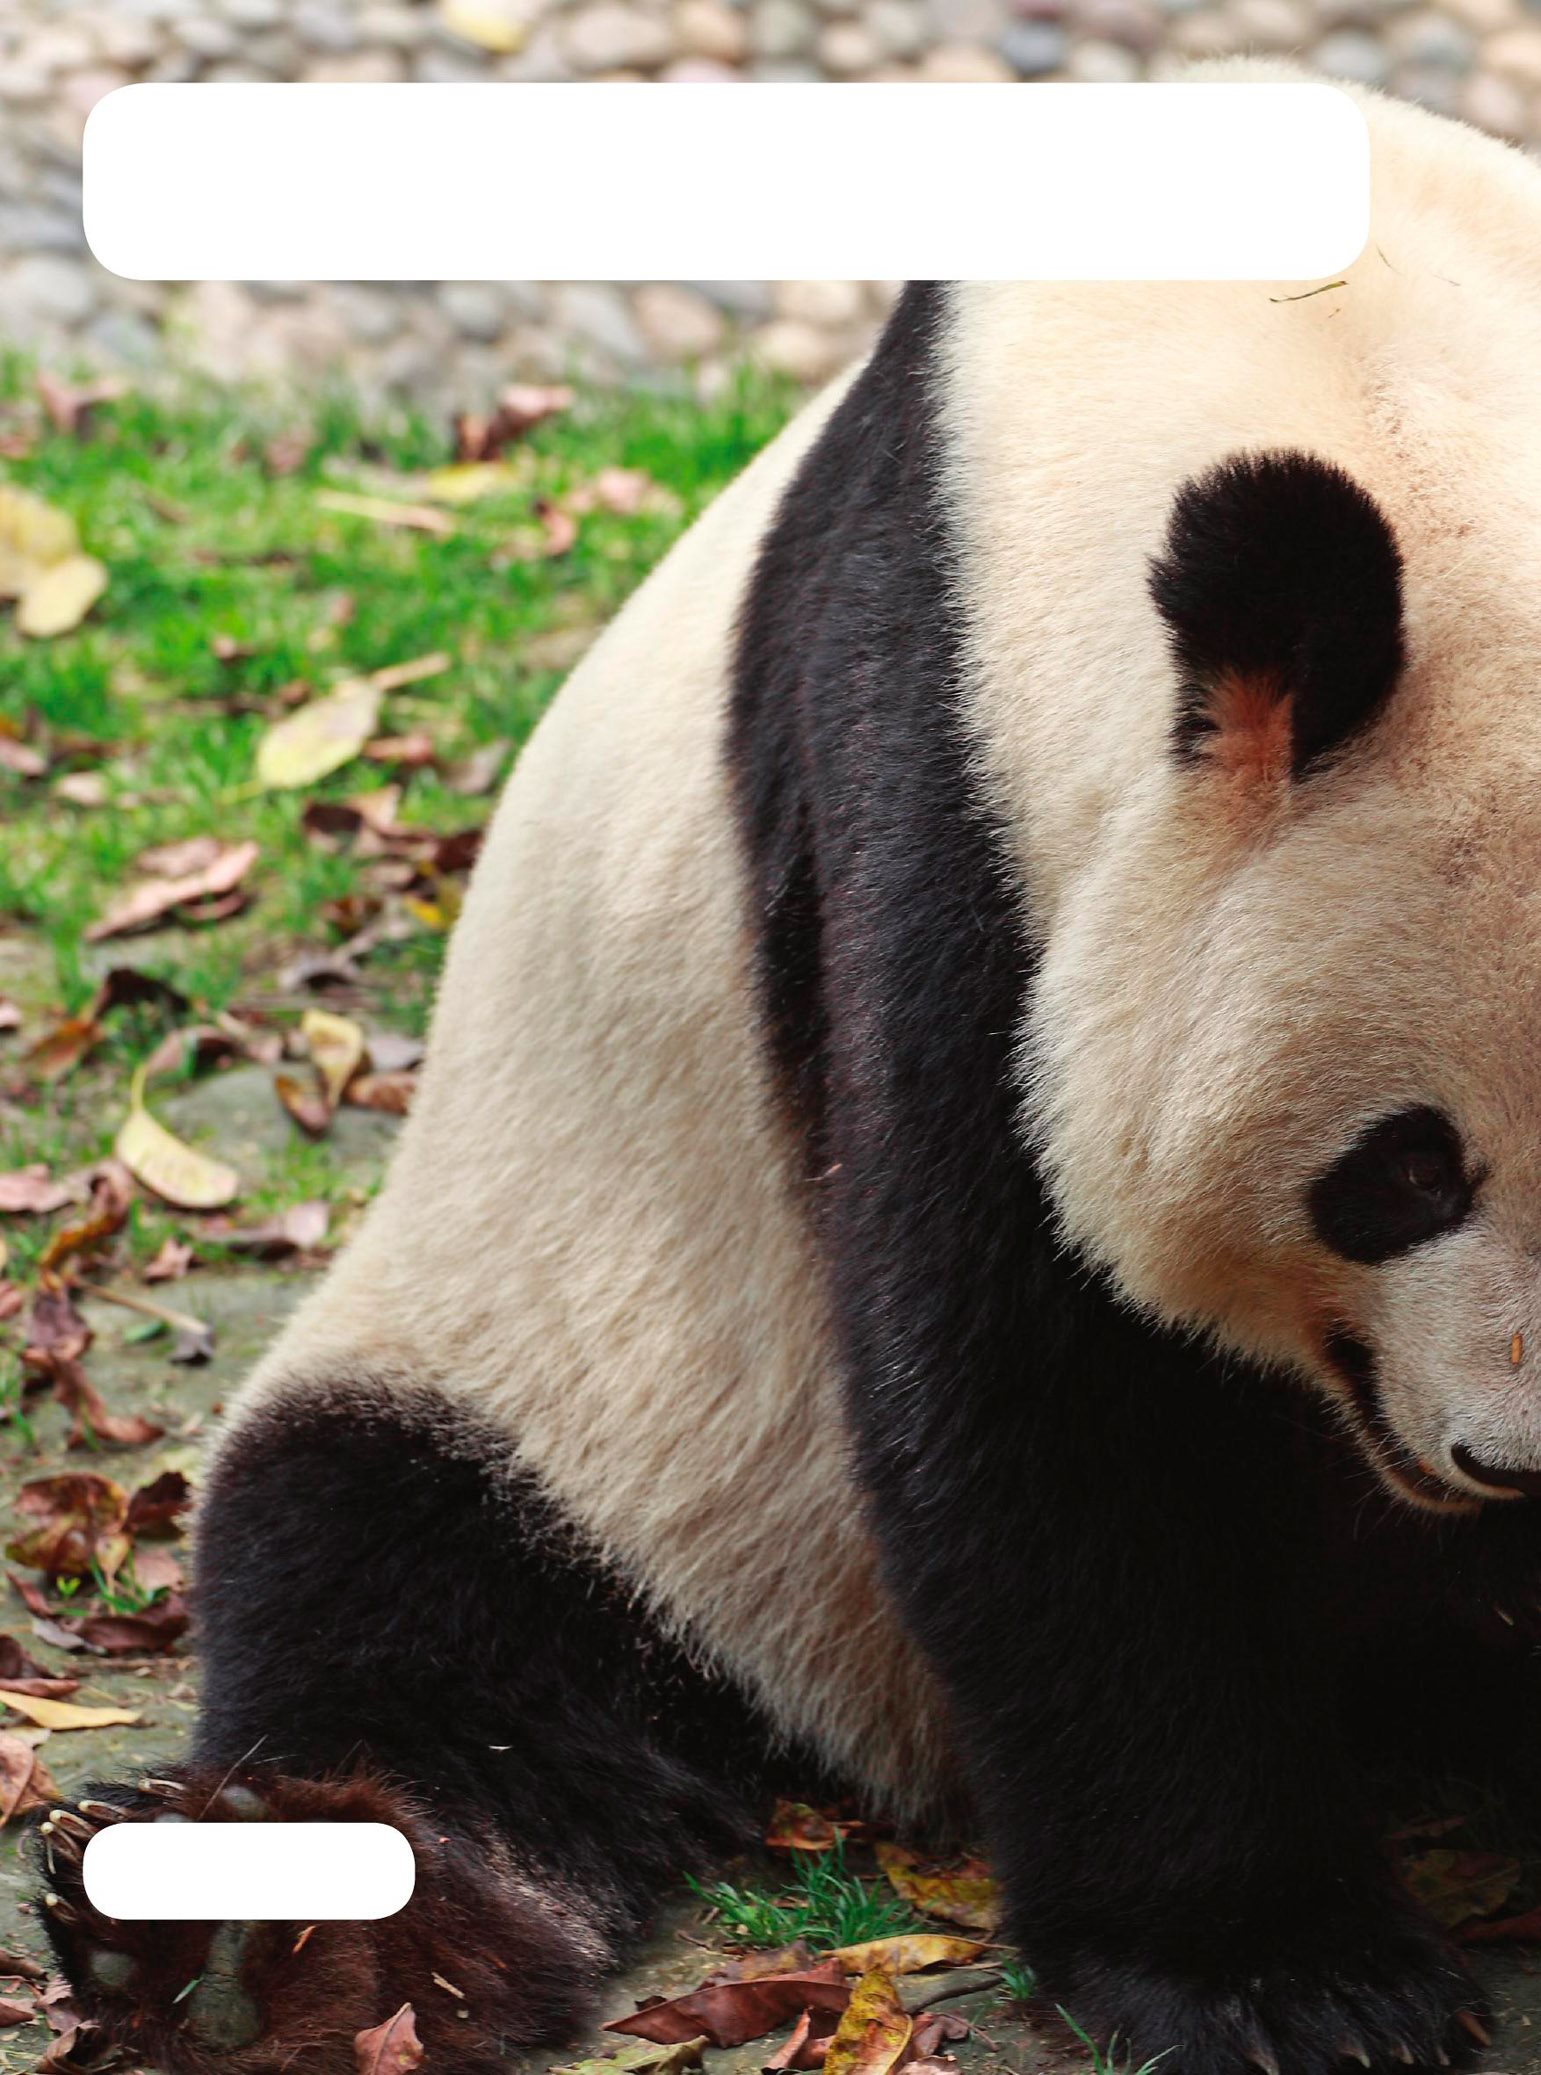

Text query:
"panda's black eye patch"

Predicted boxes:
[[1308, 1107, 1473, 1265]]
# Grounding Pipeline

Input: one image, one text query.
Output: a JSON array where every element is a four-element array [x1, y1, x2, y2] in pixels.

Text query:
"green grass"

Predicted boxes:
[[689, 1839, 922, 1951], [0, 354, 795, 1252], [1058, 2005, 1172, 2075]]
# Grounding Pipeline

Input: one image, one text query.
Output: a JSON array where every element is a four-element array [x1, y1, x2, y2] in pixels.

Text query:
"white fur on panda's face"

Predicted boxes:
[[1024, 637, 1541, 1517]]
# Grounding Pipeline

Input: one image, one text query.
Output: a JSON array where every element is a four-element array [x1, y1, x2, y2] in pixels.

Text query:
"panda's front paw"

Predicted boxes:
[[1043, 1897, 1488, 2074]]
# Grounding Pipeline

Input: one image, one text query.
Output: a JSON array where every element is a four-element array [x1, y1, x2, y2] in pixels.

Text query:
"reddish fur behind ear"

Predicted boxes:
[[1200, 670, 1293, 788]]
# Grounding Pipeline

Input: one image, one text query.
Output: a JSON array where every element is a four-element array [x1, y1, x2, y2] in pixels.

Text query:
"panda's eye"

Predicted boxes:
[[1308, 1106, 1473, 1265]]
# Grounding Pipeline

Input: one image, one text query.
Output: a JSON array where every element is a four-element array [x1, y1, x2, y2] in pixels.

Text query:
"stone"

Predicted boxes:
[[1457, 64, 1529, 129], [5, 254, 96, 326], [749, 0, 818, 52], [496, 23, 577, 73], [306, 46, 408, 76], [145, 47, 204, 79], [673, 0, 751, 56], [1168, 6, 1243, 45], [551, 282, 650, 366], [92, 14, 163, 65], [440, 282, 510, 342], [1065, 32, 1141, 70], [221, 0, 285, 26], [1390, 57, 1462, 104], [998, 15, 1068, 64], [690, 278, 774, 318], [561, 1, 676, 65], [293, 1, 363, 50], [818, 17, 882, 63], [867, 0, 929, 50], [1388, 7, 1475, 63], [1227, 0, 1312, 40], [246, 29, 304, 69], [84, 306, 160, 365], [1439, 0, 1513, 32], [752, 318, 847, 382], [1311, 22, 1390, 69], [633, 283, 727, 360], [1073, 0, 1161, 43], [18, 26, 96, 73], [927, 0, 1008, 37], [749, 53, 823, 69], [917, 35, 1015, 68], [415, 41, 498, 75], [0, 202, 81, 251], [1483, 21, 1541, 75], [661, 53, 743, 72], [175, 14, 241, 58], [0, 62, 51, 103], [359, 3, 435, 42], [775, 278, 866, 326]]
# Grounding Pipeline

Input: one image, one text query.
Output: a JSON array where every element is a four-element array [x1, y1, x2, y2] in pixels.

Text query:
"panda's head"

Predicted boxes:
[[1026, 445, 1541, 1515]]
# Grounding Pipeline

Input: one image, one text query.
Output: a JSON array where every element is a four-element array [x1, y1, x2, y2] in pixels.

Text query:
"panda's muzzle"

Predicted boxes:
[[1323, 1329, 1479, 1511]]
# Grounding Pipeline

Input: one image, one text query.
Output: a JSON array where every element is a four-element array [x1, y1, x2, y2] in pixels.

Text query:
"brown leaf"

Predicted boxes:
[[36, 371, 129, 437], [822, 1969, 911, 2075], [142, 1023, 242, 1081], [454, 384, 573, 461], [136, 836, 223, 879], [7, 1472, 128, 1578], [40, 2022, 107, 2071], [264, 431, 312, 477], [86, 839, 258, 942], [1461, 1903, 1541, 1945], [141, 1237, 194, 1283], [37, 1185, 131, 1273], [0, 1996, 34, 2025], [226, 1200, 330, 1258], [764, 2008, 840, 2072], [0, 1731, 57, 1825], [0, 999, 19, 1032], [0, 736, 47, 779], [1403, 1849, 1519, 1930], [606, 1966, 850, 2049], [27, 1287, 91, 1362], [0, 1950, 44, 1983], [355, 2002, 424, 2073], [131, 1546, 183, 1593], [874, 1847, 1000, 1936], [0, 1634, 79, 1698], [23, 1015, 100, 1084], [364, 732, 437, 770], [765, 1801, 846, 1853], [29, 1351, 163, 1451], [345, 1071, 416, 1117], [0, 1167, 74, 1216], [68, 1593, 189, 1656], [275, 1071, 332, 1139], [54, 771, 108, 808], [445, 740, 510, 797], [125, 1469, 192, 1538], [89, 966, 190, 1021], [0, 1284, 20, 1323]]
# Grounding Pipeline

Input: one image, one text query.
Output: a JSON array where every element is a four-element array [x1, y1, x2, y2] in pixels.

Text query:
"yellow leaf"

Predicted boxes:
[[16, 554, 107, 638], [875, 1844, 1001, 1935], [0, 485, 76, 597], [0, 1692, 139, 1732], [116, 1063, 240, 1211], [440, 0, 527, 51], [256, 678, 382, 791], [822, 1969, 911, 2075], [1404, 1849, 1520, 1930], [302, 1007, 366, 1109], [422, 462, 526, 505], [316, 489, 455, 537], [830, 1936, 985, 1975]]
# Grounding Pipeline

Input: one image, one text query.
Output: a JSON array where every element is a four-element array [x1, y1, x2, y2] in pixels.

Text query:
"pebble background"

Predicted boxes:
[[0, 0, 1537, 401]]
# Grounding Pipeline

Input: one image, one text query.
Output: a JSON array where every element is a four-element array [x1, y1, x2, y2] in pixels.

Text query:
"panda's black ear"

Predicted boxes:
[[1148, 450, 1404, 786]]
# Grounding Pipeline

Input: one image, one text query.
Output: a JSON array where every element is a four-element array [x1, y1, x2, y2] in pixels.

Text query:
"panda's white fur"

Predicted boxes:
[[221, 75, 1541, 1823]]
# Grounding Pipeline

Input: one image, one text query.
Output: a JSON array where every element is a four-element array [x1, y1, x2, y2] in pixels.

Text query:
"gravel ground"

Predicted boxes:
[[1, 0, 1538, 404]]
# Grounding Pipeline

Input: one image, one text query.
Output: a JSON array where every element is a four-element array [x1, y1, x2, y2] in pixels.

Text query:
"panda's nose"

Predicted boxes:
[[1450, 1443, 1541, 1500]]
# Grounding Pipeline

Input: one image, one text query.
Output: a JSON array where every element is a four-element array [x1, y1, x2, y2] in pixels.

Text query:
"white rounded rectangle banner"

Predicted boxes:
[[81, 1822, 416, 1921], [83, 81, 1369, 284]]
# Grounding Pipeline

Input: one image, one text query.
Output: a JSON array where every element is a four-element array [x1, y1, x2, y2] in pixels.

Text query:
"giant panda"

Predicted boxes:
[[38, 71, 1541, 2075]]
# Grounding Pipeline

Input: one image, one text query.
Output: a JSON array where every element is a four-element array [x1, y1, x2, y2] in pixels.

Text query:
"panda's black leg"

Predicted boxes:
[[39, 1381, 764, 2075]]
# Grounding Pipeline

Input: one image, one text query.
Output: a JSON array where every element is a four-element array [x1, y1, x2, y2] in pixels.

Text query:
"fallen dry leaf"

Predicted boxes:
[[141, 1236, 194, 1283], [15, 555, 108, 639], [116, 1063, 240, 1210], [6, 1472, 128, 1579], [874, 1847, 1000, 1936], [440, 0, 526, 51], [829, 1939, 984, 1977], [0, 483, 77, 595], [822, 1969, 911, 2075], [125, 1470, 192, 1538], [0, 1997, 34, 2026], [132, 1545, 184, 1593], [346, 1071, 416, 1116], [257, 679, 383, 792], [445, 740, 510, 797], [0, 1691, 139, 1732], [764, 2007, 836, 2072], [36, 370, 129, 437], [86, 838, 257, 942], [136, 835, 224, 879], [66, 1595, 188, 1656], [0, 1730, 57, 1825], [766, 1802, 852, 1854], [226, 1200, 330, 1258], [54, 771, 108, 808], [606, 1965, 850, 2049], [23, 1015, 100, 1084], [318, 489, 455, 537], [557, 2041, 707, 2075], [453, 384, 573, 461], [0, 1634, 79, 1699], [0, 1167, 74, 1216], [1403, 1849, 1519, 1931], [275, 1070, 333, 1139], [1461, 1904, 1541, 1945], [303, 1007, 366, 1109], [0, 735, 47, 778], [0, 1000, 18, 1033], [355, 2002, 424, 2074]]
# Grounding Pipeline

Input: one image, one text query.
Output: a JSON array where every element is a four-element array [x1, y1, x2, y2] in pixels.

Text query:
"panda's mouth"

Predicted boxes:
[[1323, 1330, 1480, 1514]]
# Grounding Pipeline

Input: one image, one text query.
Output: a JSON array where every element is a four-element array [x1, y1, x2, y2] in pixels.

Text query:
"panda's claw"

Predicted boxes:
[[1454, 2011, 1491, 2049], [1337, 2036, 1371, 2066]]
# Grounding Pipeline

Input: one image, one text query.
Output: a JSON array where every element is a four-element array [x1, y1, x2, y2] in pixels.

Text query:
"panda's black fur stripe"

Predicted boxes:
[[191, 1382, 782, 1910], [1149, 449, 1405, 776], [729, 289, 1490, 2069]]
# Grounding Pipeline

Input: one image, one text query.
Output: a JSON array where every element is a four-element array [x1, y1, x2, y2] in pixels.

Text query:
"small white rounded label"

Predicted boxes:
[[82, 1822, 416, 1921]]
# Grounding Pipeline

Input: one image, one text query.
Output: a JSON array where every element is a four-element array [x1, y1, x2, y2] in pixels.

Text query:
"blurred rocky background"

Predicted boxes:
[[0, 0, 1531, 403]]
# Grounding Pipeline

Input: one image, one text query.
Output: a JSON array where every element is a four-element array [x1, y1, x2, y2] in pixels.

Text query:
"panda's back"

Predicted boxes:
[[228, 371, 957, 1815]]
